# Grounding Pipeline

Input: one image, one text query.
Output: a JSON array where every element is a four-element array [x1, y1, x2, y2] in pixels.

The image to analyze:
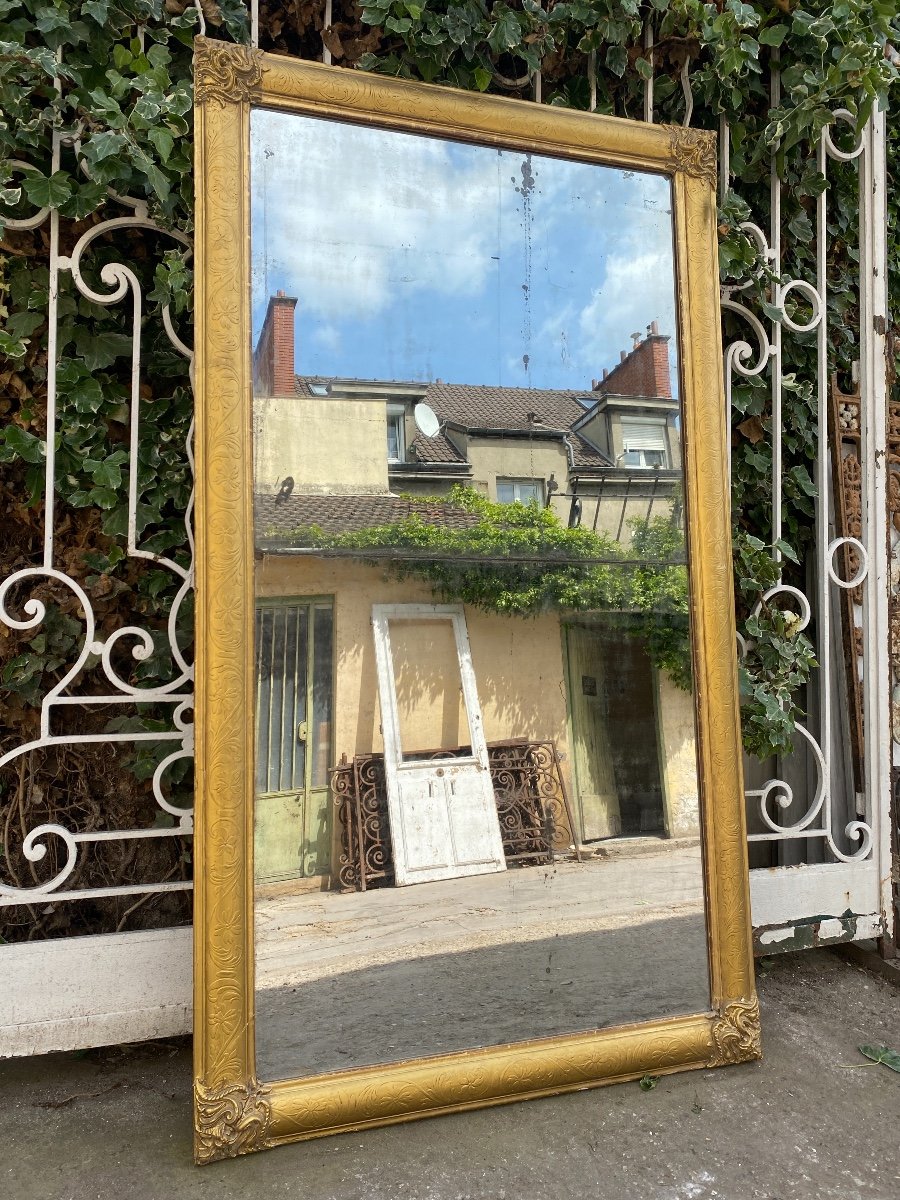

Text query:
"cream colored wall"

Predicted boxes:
[[253, 395, 389, 494], [388, 617, 470, 753], [255, 557, 571, 788], [576, 411, 609, 457], [572, 491, 680, 541], [466, 438, 568, 504], [656, 671, 700, 838]]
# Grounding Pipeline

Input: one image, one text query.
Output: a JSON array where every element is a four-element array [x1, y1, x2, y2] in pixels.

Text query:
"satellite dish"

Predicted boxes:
[[413, 401, 441, 439]]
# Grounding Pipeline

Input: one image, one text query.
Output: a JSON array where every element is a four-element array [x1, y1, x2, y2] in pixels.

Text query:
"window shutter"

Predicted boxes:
[[621, 420, 666, 451]]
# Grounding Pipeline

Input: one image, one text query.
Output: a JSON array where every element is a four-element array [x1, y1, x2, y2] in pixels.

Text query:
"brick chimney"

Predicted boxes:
[[253, 290, 298, 396], [592, 321, 672, 398]]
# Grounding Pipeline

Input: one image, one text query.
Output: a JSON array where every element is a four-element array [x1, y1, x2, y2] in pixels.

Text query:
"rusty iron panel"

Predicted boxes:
[[332, 740, 576, 892]]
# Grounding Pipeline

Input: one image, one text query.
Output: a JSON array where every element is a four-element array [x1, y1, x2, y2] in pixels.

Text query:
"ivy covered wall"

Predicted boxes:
[[0, 1, 897, 935]]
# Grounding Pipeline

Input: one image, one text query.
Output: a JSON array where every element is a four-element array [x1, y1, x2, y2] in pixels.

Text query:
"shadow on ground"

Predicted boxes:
[[256, 914, 710, 1079]]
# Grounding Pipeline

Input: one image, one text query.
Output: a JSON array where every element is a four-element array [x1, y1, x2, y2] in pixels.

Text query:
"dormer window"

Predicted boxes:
[[387, 405, 406, 463], [620, 419, 669, 469]]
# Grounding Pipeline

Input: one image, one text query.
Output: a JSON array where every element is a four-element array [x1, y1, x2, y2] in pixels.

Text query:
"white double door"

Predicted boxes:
[[372, 603, 506, 886]]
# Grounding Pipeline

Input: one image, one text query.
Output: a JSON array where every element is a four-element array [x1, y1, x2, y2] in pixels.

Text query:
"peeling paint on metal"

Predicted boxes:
[[752, 909, 886, 957]]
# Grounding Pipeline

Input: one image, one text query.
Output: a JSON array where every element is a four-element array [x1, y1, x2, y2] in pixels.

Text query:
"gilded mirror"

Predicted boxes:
[[193, 38, 757, 1163]]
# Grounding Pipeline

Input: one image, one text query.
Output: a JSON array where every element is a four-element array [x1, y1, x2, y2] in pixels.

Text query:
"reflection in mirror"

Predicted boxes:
[[249, 109, 708, 1083]]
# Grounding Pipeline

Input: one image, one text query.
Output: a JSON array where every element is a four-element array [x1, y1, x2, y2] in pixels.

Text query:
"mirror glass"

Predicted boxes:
[[249, 108, 709, 1083]]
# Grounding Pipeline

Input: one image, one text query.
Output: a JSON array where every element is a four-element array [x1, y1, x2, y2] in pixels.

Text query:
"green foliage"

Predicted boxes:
[[1, 601, 83, 705], [733, 530, 817, 759], [0, 3, 236, 926]]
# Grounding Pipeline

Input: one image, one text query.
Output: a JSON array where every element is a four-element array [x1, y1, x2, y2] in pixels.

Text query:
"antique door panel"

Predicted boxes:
[[391, 765, 503, 884], [255, 600, 333, 883], [564, 625, 620, 841], [372, 604, 506, 886]]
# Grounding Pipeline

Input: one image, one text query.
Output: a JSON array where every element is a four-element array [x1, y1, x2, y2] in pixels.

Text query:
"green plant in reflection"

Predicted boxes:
[[269, 485, 693, 688]]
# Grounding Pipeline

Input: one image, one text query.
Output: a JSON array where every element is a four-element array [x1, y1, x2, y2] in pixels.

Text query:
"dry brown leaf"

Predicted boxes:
[[737, 415, 766, 444]]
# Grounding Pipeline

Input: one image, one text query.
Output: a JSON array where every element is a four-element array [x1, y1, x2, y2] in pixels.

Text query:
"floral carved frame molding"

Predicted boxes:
[[191, 37, 758, 1163]]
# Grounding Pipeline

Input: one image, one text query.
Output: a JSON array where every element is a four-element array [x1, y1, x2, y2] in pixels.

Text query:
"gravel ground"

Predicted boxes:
[[3, 949, 900, 1200]]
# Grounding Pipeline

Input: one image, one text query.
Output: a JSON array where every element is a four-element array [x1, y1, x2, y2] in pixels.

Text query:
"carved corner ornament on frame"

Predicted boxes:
[[191, 37, 759, 1163], [709, 997, 763, 1068], [194, 1079, 273, 1165]]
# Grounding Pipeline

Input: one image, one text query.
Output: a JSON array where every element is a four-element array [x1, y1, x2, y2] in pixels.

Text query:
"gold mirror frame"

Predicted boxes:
[[192, 36, 758, 1165]]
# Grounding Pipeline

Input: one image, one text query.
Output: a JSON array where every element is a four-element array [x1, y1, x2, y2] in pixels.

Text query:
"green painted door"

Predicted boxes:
[[254, 599, 334, 884], [564, 624, 621, 841]]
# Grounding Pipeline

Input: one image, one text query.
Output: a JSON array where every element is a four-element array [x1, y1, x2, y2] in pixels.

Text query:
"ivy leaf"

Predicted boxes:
[[0, 330, 28, 361], [487, 8, 522, 54], [859, 1045, 900, 1073], [102, 505, 129, 537], [66, 376, 105, 413], [4, 310, 44, 340], [148, 126, 174, 164], [772, 539, 800, 565], [58, 179, 108, 220], [87, 485, 119, 509], [605, 44, 628, 77], [2, 425, 45, 463], [21, 170, 73, 209], [634, 56, 654, 80], [787, 210, 814, 244], [82, 0, 110, 25], [761, 299, 784, 323], [90, 451, 127, 487], [143, 162, 171, 203], [73, 328, 133, 371], [758, 25, 788, 47], [81, 130, 129, 164], [788, 464, 817, 497]]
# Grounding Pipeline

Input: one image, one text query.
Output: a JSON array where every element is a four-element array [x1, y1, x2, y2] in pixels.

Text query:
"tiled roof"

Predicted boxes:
[[422, 384, 612, 467], [409, 432, 467, 464], [256, 492, 483, 539], [569, 437, 609, 468], [289, 375, 613, 468], [424, 381, 594, 432], [293, 376, 330, 396]]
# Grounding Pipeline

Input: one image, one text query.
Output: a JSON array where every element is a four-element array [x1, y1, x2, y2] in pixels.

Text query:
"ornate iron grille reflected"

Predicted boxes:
[[333, 740, 576, 892]]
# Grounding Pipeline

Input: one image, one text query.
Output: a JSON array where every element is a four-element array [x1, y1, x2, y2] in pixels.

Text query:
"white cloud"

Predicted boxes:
[[250, 110, 678, 390], [311, 324, 341, 354], [251, 111, 503, 327], [577, 244, 678, 376]]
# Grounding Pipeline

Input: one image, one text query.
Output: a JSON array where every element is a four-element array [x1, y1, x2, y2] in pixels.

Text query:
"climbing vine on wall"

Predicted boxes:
[[1, 1, 898, 932], [265, 484, 692, 684]]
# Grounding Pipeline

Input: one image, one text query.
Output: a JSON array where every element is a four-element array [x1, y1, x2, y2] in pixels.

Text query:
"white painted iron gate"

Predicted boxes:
[[732, 105, 893, 953], [0, 18, 894, 1053]]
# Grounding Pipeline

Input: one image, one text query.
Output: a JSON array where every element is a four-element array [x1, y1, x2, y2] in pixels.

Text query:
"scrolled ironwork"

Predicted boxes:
[[332, 740, 576, 891], [721, 92, 879, 869], [0, 127, 196, 909]]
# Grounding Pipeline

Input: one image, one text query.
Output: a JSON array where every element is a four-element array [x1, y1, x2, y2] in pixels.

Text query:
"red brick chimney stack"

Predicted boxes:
[[593, 320, 672, 398], [253, 289, 298, 396]]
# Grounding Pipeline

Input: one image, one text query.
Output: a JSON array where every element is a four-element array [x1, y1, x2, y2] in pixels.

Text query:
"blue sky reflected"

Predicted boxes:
[[251, 108, 678, 394]]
